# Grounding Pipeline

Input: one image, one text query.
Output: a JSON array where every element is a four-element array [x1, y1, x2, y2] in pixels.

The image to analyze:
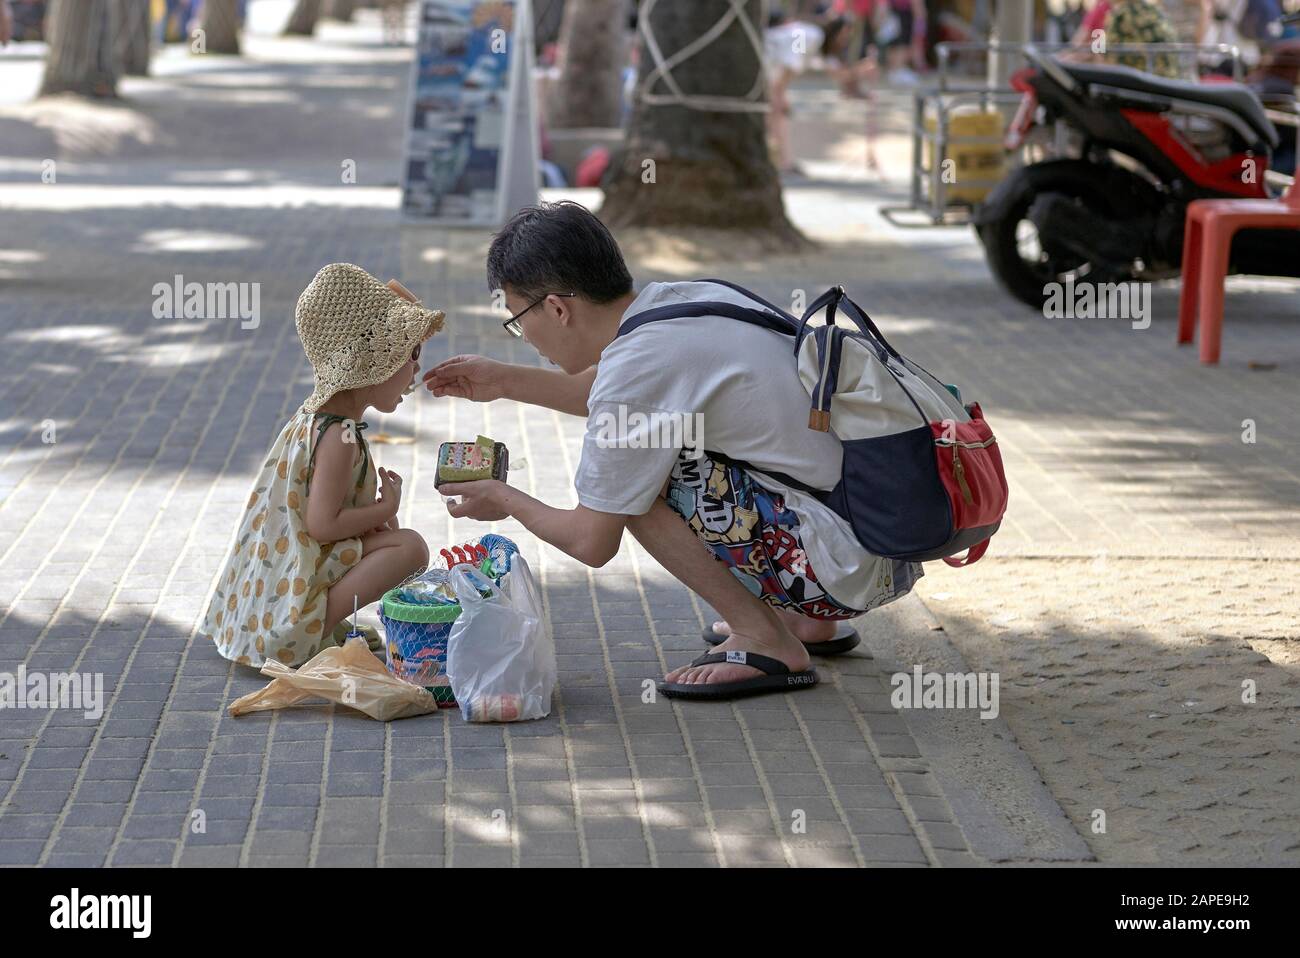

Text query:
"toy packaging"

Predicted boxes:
[[378, 534, 523, 708], [434, 435, 509, 488], [379, 594, 460, 706]]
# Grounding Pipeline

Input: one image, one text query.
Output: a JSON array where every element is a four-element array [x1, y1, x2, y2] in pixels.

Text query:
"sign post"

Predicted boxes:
[[400, 0, 539, 225]]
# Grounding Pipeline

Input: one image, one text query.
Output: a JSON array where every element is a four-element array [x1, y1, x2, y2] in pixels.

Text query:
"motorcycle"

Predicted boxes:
[[975, 44, 1300, 310]]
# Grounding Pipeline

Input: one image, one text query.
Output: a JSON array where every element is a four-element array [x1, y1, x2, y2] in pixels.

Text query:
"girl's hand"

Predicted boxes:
[[377, 467, 403, 519], [442, 480, 510, 521], [423, 354, 508, 403]]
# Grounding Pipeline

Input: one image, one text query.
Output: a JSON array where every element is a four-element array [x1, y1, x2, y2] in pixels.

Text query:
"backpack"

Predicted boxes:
[[615, 280, 1009, 567]]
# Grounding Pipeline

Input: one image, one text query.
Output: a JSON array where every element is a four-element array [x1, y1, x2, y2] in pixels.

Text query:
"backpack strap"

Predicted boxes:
[[704, 449, 828, 501], [612, 285, 828, 499], [808, 324, 845, 432], [798, 285, 903, 361], [615, 299, 797, 339], [942, 538, 991, 567], [834, 291, 904, 361], [695, 278, 800, 324], [614, 281, 800, 340], [306, 414, 370, 497], [799, 286, 930, 429]]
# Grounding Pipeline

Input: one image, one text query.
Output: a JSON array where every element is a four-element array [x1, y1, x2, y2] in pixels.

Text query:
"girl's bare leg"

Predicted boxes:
[[323, 528, 429, 634]]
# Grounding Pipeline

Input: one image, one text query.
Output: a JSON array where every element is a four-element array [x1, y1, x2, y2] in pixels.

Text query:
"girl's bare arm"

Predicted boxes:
[[304, 425, 397, 542]]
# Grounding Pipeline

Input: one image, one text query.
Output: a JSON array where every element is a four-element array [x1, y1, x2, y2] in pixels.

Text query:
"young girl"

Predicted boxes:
[[201, 263, 445, 668]]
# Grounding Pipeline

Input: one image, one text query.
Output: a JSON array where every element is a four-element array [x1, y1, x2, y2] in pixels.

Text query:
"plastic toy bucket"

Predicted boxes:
[[379, 591, 461, 707]]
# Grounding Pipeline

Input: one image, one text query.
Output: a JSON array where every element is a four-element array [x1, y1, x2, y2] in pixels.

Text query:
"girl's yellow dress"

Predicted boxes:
[[201, 411, 376, 668]]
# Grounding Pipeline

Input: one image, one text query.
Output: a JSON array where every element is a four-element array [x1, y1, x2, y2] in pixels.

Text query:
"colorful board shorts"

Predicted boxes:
[[666, 449, 876, 620]]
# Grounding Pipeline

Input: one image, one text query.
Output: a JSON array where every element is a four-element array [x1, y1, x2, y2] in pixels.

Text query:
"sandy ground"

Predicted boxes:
[[919, 560, 1299, 863]]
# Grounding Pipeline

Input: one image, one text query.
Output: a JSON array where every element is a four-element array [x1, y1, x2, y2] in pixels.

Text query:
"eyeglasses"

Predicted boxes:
[[410, 342, 421, 363], [503, 292, 576, 338]]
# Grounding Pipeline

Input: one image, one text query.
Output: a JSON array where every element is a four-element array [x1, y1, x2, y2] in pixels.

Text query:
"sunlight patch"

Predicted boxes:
[[132, 229, 261, 253], [8, 324, 121, 343]]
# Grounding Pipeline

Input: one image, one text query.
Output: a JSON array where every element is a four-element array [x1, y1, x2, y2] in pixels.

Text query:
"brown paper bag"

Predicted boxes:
[[229, 637, 440, 721]]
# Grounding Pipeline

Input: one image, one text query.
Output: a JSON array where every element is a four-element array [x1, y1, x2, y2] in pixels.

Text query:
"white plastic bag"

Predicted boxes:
[[445, 555, 555, 722]]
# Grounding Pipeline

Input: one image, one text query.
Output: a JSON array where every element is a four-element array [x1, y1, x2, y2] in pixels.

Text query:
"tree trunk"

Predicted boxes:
[[199, 0, 242, 54], [599, 0, 803, 245], [39, 0, 119, 98], [283, 0, 322, 36], [323, 0, 357, 21], [115, 0, 151, 75], [548, 0, 626, 129]]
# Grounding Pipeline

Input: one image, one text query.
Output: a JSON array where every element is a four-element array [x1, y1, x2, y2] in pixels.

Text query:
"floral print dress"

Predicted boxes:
[[201, 411, 376, 668], [1104, 0, 1181, 78]]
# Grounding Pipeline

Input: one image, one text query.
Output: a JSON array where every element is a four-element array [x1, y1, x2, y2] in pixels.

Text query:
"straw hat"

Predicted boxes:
[[295, 263, 445, 414]]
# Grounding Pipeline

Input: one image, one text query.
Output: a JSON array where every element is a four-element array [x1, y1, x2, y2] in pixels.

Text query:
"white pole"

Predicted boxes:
[[989, 0, 1034, 90]]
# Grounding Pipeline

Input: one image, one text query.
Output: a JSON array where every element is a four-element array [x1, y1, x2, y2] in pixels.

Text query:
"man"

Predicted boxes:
[[427, 201, 921, 701]]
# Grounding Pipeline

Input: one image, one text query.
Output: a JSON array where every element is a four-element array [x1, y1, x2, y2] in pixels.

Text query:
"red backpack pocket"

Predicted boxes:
[[930, 404, 1008, 559]]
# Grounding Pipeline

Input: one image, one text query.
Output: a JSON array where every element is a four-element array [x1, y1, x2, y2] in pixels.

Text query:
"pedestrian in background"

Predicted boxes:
[[766, 4, 825, 173]]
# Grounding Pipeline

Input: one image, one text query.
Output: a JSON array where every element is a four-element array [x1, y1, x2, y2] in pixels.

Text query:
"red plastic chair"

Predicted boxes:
[[1177, 180, 1300, 364]]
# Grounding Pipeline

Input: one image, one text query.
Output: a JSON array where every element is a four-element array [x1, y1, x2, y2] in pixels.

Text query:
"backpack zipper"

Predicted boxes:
[[934, 435, 994, 506], [933, 436, 997, 449], [951, 446, 974, 505]]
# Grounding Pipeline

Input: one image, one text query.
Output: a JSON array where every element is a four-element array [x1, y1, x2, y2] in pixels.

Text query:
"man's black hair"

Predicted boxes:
[[486, 200, 634, 304]]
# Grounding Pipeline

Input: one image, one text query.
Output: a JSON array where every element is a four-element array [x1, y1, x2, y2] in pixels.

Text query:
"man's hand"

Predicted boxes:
[[441, 481, 626, 567], [442, 479, 510, 521], [426, 358, 596, 417], [423, 354, 508, 403]]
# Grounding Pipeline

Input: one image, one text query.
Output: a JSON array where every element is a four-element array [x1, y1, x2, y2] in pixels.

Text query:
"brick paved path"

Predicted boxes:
[[0, 15, 1000, 868]]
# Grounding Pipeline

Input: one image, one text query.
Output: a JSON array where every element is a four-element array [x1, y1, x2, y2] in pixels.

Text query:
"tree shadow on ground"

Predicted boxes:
[[0, 56, 411, 187], [2, 193, 1299, 546], [910, 589, 1300, 864]]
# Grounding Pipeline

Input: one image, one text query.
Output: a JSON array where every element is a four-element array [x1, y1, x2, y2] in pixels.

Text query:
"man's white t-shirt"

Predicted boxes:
[[574, 280, 919, 612]]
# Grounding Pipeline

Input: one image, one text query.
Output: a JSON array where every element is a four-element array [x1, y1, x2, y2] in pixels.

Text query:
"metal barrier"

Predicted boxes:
[[883, 41, 1249, 226]]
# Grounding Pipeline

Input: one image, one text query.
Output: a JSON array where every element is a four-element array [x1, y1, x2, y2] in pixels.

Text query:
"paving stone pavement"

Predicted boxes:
[[0, 204, 984, 866], [3, 8, 1296, 869], [0, 12, 1006, 869]]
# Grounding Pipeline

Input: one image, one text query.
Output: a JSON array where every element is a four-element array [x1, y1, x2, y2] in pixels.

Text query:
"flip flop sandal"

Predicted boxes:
[[658, 650, 818, 701], [702, 622, 861, 657]]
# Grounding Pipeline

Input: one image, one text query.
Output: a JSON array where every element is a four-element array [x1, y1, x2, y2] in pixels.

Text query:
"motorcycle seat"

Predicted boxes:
[[1056, 61, 1279, 149]]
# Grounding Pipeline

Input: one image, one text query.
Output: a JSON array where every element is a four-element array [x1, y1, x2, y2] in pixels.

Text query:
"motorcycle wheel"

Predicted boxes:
[[977, 162, 1158, 311]]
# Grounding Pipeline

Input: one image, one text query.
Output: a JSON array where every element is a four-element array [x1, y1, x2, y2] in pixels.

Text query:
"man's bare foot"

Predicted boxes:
[[708, 608, 839, 644], [666, 622, 810, 687]]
